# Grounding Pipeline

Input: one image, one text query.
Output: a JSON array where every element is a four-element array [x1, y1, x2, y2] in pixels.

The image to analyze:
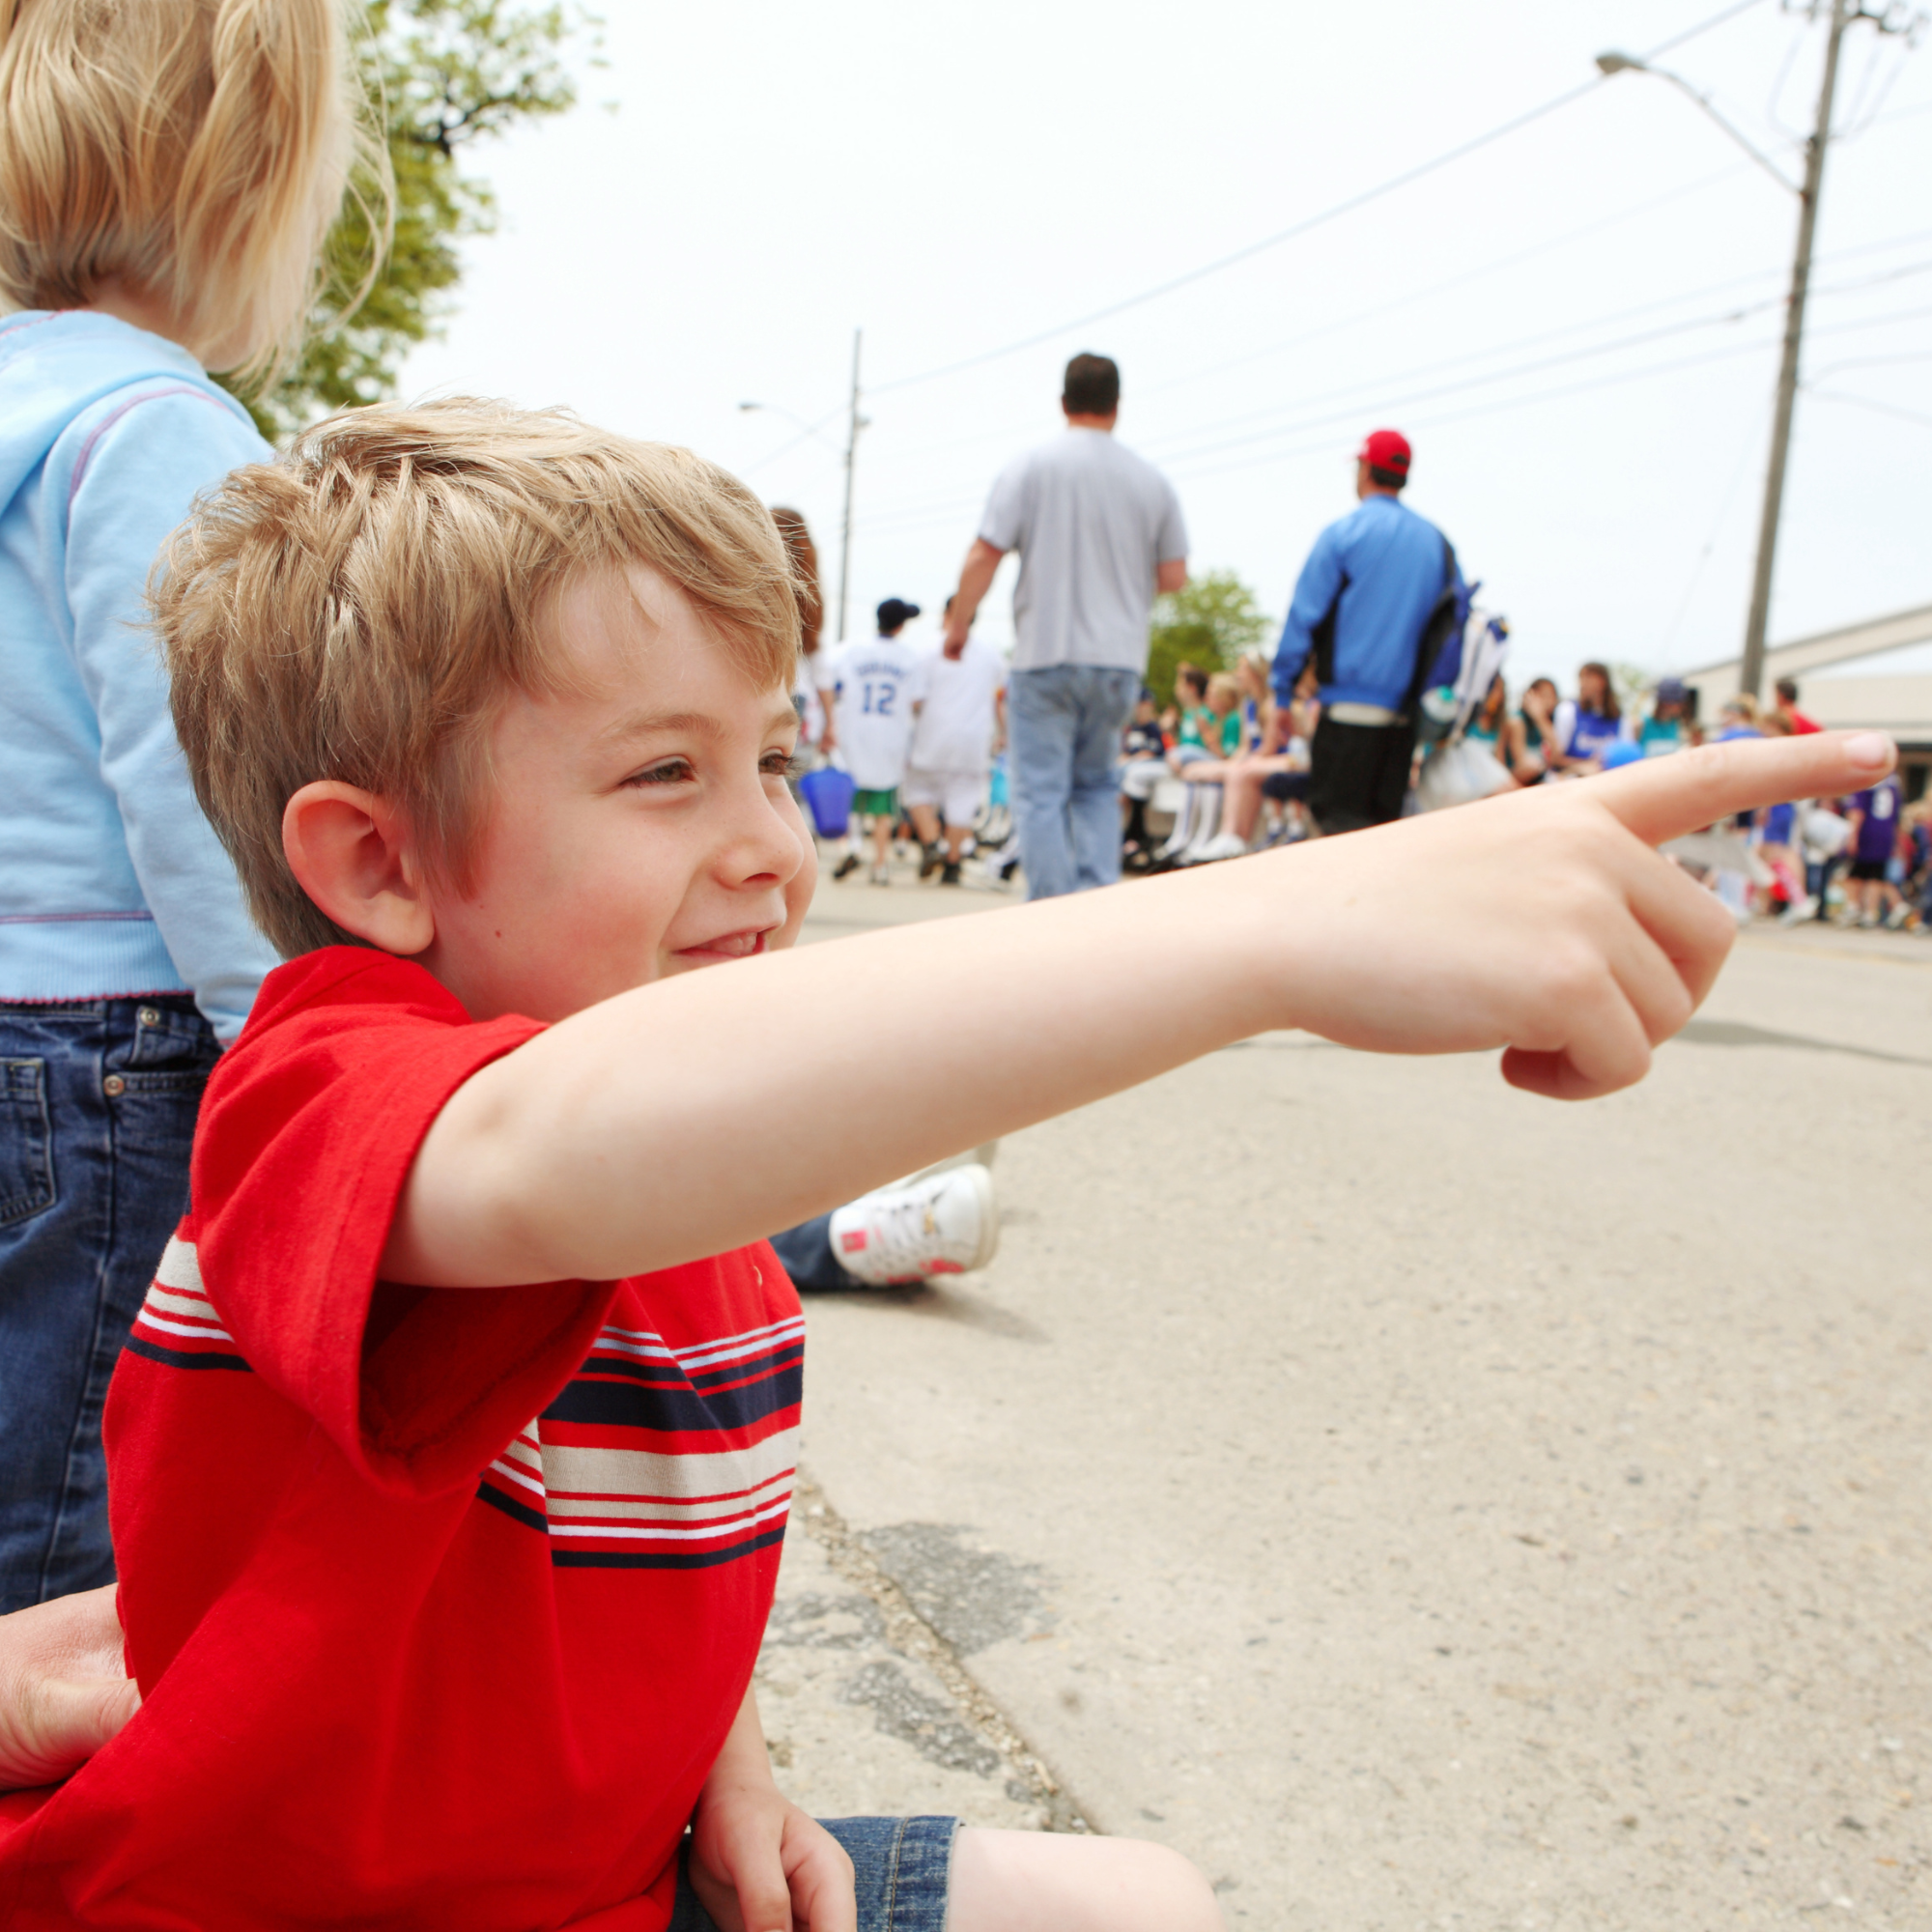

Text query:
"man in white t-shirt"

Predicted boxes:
[[944, 353, 1187, 898], [904, 596, 1006, 886], [826, 598, 927, 885]]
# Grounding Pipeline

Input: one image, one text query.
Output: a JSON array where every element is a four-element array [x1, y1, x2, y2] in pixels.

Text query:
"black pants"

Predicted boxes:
[[1309, 715, 1417, 835]]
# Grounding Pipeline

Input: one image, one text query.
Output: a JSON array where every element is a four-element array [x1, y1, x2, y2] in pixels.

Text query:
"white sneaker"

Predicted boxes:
[[828, 1164, 999, 1286], [869, 864, 891, 887], [895, 1141, 1001, 1188], [1191, 831, 1250, 864]]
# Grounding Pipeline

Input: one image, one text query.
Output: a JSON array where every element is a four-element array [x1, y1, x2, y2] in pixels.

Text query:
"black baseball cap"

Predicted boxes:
[[876, 598, 921, 632]]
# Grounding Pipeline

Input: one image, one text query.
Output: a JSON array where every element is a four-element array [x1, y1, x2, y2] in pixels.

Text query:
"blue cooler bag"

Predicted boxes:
[[799, 765, 856, 838]]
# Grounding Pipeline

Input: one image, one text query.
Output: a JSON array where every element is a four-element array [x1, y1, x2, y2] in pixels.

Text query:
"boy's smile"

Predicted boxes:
[[415, 564, 814, 1023]]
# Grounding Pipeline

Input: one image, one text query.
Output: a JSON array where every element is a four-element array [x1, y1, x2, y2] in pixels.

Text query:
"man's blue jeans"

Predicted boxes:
[[0, 996, 217, 1610], [1006, 665, 1140, 899]]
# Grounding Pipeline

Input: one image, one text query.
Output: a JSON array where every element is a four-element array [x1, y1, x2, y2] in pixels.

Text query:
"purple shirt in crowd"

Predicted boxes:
[[1851, 779, 1902, 864]]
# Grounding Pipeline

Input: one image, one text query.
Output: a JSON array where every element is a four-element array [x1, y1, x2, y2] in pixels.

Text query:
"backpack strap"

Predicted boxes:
[[1403, 535, 1460, 723]]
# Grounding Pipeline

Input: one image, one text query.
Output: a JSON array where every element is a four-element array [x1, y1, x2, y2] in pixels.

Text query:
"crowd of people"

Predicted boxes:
[[784, 383, 1923, 936]]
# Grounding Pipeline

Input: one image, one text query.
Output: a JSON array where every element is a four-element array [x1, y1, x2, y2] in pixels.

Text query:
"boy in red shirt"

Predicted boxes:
[[0, 400, 1892, 1929]]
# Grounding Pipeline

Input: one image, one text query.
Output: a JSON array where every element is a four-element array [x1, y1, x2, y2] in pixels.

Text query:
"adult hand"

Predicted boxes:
[[1266, 730, 1895, 1101], [0, 1585, 140, 1791]]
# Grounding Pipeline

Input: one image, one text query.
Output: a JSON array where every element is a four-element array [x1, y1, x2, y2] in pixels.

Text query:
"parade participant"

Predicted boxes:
[[0, 0, 372, 1611], [827, 598, 926, 885], [904, 597, 1006, 886], [945, 354, 1187, 898], [1272, 429, 1463, 834]]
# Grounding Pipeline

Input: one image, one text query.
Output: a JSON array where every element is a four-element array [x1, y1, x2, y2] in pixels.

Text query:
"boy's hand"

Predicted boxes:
[[0, 1585, 140, 1791], [689, 1776, 855, 1932], [1271, 729, 1896, 1099]]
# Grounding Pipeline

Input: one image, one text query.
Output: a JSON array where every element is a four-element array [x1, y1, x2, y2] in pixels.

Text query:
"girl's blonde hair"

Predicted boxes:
[[156, 398, 803, 958], [0, 0, 383, 379]]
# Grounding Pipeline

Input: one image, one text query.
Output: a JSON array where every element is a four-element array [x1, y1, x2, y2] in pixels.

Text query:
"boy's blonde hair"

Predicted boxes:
[[1206, 671, 1238, 709], [0, 0, 378, 379], [156, 397, 803, 958]]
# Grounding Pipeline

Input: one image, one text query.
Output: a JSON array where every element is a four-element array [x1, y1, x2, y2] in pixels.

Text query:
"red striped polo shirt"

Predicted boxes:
[[0, 950, 803, 1929]]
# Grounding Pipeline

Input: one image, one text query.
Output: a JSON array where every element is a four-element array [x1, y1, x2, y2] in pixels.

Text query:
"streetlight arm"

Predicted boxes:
[[1596, 52, 1802, 194]]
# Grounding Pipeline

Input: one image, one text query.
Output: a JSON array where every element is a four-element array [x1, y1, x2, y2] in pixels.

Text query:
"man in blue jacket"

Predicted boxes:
[[1272, 429, 1462, 834]]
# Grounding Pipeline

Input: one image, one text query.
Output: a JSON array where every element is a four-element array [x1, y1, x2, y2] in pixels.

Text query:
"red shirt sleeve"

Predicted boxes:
[[188, 948, 616, 1497]]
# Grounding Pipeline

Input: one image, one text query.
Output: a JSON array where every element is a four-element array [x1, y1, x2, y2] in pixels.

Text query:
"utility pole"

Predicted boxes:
[[1737, 0, 1851, 702], [837, 328, 865, 642]]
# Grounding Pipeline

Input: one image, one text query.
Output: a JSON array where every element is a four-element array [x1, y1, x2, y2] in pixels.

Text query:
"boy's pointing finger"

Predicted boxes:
[[1592, 730, 1895, 848]]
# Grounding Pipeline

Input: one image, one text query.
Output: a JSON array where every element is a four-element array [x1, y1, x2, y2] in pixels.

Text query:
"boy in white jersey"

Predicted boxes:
[[905, 595, 1007, 885], [827, 598, 926, 885]]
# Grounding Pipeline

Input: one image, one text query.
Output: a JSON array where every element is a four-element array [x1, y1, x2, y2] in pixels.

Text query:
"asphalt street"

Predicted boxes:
[[767, 858, 1931, 1930]]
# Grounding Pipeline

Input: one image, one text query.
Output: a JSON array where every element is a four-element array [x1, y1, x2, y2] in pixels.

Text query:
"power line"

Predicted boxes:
[[1162, 298, 1932, 488], [1129, 262, 1932, 473], [852, 269, 1932, 538], [1806, 388, 1932, 427], [843, 218, 1932, 499], [866, 0, 1770, 396]]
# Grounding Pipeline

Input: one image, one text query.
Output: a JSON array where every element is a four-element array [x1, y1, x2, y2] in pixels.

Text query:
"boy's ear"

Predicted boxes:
[[282, 782, 436, 956]]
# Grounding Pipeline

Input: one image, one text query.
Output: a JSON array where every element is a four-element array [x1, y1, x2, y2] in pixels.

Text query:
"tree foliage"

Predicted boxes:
[[231, 0, 595, 440], [1146, 569, 1271, 707]]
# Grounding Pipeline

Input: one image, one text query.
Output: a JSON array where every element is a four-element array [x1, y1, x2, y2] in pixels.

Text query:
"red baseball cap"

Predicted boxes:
[[1356, 428, 1411, 474]]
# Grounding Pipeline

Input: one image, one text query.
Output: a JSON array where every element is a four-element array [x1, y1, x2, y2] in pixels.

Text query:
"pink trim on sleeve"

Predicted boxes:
[[67, 384, 238, 509]]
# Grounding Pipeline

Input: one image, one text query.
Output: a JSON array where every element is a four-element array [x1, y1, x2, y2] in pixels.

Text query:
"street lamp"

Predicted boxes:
[[738, 330, 869, 643], [1599, 1, 1866, 701]]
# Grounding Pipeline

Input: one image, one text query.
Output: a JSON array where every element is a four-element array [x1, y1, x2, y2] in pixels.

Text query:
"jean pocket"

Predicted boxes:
[[0, 1059, 56, 1227]]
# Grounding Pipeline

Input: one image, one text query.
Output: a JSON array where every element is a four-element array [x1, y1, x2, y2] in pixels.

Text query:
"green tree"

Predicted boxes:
[[1146, 569, 1271, 708], [230, 0, 596, 440]]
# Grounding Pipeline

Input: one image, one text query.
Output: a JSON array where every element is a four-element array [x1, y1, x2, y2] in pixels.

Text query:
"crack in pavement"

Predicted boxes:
[[790, 1469, 1096, 1833]]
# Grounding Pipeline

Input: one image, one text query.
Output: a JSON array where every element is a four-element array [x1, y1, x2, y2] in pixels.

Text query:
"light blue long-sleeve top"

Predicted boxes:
[[1271, 493, 1461, 715], [0, 311, 281, 1041]]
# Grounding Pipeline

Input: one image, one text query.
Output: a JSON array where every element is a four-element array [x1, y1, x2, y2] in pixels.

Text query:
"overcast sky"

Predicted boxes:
[[398, 0, 1932, 688]]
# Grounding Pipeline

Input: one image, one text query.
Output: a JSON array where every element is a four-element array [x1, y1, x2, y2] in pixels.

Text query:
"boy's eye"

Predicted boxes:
[[763, 750, 801, 779], [624, 758, 694, 787]]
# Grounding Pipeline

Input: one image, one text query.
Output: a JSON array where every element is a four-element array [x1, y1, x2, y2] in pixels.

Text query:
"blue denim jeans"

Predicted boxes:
[[769, 1213, 852, 1292], [1007, 665, 1141, 899], [0, 995, 217, 1610], [669, 1816, 957, 1932]]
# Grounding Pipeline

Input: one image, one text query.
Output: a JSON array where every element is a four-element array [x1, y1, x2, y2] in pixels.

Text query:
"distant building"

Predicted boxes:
[[1684, 602, 1932, 800]]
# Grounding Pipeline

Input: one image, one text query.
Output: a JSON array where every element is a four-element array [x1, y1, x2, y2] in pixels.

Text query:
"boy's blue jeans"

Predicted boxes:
[[0, 996, 217, 1610], [1006, 665, 1140, 900]]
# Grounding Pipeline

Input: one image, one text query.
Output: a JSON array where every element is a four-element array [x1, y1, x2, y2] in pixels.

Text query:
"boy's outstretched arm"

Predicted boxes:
[[384, 731, 1893, 1289]]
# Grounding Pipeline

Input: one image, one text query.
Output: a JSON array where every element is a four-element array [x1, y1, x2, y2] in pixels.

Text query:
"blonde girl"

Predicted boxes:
[[0, 0, 379, 1610]]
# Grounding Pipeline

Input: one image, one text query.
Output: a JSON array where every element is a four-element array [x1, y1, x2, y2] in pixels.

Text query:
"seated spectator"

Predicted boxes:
[[1774, 676, 1822, 734], [1119, 690, 1168, 871], [1157, 672, 1243, 863], [1509, 676, 1559, 783], [1464, 674, 1511, 761], [1637, 677, 1694, 756], [1184, 679, 1318, 863], [1166, 666, 1218, 769], [1547, 662, 1630, 776], [1844, 768, 1908, 928], [1714, 695, 1763, 742], [1752, 716, 1804, 916]]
